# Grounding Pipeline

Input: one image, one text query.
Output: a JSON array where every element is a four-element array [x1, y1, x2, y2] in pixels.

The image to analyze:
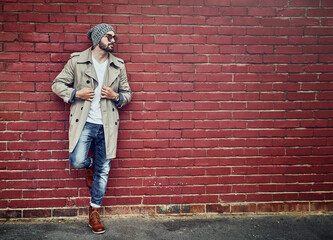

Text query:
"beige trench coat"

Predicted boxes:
[[52, 48, 132, 159]]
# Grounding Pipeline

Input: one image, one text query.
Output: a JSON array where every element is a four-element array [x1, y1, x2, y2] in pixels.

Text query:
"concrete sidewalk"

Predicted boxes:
[[1, 214, 332, 240]]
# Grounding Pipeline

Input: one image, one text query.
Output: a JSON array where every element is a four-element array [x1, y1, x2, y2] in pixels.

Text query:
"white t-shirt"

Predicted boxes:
[[86, 55, 108, 125]]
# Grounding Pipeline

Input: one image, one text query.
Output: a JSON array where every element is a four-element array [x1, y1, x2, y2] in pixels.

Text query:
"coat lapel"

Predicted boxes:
[[77, 48, 121, 87], [77, 48, 98, 87], [85, 64, 97, 81], [105, 65, 120, 86], [105, 54, 120, 86]]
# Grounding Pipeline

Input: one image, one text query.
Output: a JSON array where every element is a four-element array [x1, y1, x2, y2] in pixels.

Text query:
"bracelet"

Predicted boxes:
[[113, 94, 120, 102]]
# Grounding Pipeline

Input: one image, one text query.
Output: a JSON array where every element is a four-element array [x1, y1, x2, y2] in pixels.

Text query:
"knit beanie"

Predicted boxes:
[[87, 23, 115, 48]]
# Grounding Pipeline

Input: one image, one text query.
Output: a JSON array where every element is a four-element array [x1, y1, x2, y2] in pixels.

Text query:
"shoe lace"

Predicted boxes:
[[90, 210, 101, 222]]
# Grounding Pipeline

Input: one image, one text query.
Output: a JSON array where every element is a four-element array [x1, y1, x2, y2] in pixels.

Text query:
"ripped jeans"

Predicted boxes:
[[69, 122, 111, 208]]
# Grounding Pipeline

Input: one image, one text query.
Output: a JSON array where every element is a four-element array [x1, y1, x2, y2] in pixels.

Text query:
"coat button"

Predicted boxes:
[[76, 119, 79, 122], [86, 80, 90, 84], [81, 107, 83, 110], [115, 122, 117, 125], [112, 108, 114, 112]]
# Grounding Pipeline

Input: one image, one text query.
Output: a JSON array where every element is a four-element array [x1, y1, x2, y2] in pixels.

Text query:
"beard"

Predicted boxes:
[[99, 41, 114, 53]]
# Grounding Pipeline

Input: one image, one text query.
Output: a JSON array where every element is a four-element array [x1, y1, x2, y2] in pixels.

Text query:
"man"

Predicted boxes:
[[52, 23, 132, 234]]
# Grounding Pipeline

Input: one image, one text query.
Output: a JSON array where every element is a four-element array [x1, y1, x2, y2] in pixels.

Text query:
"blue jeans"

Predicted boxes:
[[69, 122, 111, 208]]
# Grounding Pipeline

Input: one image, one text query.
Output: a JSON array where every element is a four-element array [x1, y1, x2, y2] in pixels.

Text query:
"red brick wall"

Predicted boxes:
[[1, 0, 333, 218]]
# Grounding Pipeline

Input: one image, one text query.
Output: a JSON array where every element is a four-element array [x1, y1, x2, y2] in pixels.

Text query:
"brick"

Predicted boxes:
[[290, 18, 320, 26], [257, 203, 284, 212], [233, 17, 261, 26], [39, 160, 66, 169], [60, 4, 89, 13], [19, 13, 49, 22], [4, 23, 35, 32], [157, 54, 182, 63], [0, 32, 18, 42], [275, 27, 303, 36], [205, 0, 230, 6], [53, 209, 77, 217], [35, 43, 63, 52], [0, 210, 21, 219], [155, 35, 182, 44], [33, 4, 60, 12], [21, 93, 51, 102], [181, 16, 206, 25], [21, 131, 51, 140], [36, 24, 64, 33], [129, 35, 154, 44], [247, 27, 274, 36], [50, 14, 76, 23], [0, 132, 20, 141], [50, 33, 76, 43], [8, 142, 38, 151], [116, 5, 141, 14], [231, 204, 256, 212], [310, 202, 333, 211], [0, 190, 22, 199], [305, 27, 333, 36], [260, 0, 288, 7], [319, 37, 333, 46], [322, 0, 333, 6], [63, 24, 90, 33], [220, 27, 246, 36], [261, 18, 289, 27], [0, 12, 18, 22], [7, 122, 37, 131], [196, 64, 221, 73], [4, 102, 34, 111], [129, 16, 154, 24], [0, 92, 19, 101], [0, 52, 19, 61], [23, 209, 51, 218], [206, 17, 232, 26], [231, 0, 259, 7], [171, 195, 218, 204], [181, 0, 204, 6], [155, 16, 181, 25], [130, 206, 156, 215], [89, 4, 116, 13], [168, 6, 193, 15], [290, 0, 319, 7], [143, 44, 168, 53], [206, 204, 229, 213], [276, 10, 305, 18], [21, 53, 50, 62], [77, 15, 102, 24], [0, 151, 20, 160], [194, 45, 219, 54], [5, 63, 36, 72], [207, 36, 232, 44]]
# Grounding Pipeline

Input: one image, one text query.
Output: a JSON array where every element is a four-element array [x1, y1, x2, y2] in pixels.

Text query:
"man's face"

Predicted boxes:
[[99, 30, 117, 53]]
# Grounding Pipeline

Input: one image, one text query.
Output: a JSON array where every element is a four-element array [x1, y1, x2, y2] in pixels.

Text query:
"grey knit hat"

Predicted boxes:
[[87, 23, 115, 48]]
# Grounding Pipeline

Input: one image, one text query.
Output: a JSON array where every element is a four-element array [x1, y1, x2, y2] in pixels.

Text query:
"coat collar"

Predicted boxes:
[[77, 47, 121, 68], [77, 48, 121, 86]]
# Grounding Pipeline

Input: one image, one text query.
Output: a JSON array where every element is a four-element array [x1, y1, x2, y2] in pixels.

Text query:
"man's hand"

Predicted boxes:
[[101, 85, 119, 100], [75, 88, 95, 101]]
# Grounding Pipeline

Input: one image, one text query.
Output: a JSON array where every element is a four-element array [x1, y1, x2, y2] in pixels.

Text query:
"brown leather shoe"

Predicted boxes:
[[89, 207, 105, 234], [86, 167, 94, 189]]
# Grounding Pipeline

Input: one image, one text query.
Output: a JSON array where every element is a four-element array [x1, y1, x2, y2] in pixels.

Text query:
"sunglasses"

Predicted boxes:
[[104, 34, 118, 42]]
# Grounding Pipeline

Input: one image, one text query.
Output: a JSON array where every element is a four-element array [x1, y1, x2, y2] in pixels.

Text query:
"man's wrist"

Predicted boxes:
[[75, 90, 80, 98], [113, 93, 120, 102], [70, 89, 77, 103]]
